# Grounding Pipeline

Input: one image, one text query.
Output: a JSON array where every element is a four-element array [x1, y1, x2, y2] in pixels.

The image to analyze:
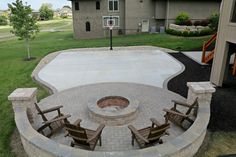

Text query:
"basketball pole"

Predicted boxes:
[[109, 15, 113, 51], [110, 28, 113, 50]]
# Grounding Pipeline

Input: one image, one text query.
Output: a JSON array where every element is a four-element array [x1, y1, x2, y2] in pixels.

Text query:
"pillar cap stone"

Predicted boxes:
[[187, 82, 216, 94], [8, 88, 38, 101]]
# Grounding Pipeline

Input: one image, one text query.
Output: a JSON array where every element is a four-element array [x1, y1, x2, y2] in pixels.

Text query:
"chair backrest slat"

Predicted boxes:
[[34, 103, 48, 122], [65, 123, 89, 146], [147, 123, 170, 143]]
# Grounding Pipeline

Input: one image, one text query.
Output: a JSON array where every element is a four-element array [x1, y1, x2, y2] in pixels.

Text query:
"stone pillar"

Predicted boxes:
[[187, 82, 216, 104], [8, 88, 38, 123]]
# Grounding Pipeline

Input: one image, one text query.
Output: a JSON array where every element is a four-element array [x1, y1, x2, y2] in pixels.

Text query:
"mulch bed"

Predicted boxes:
[[168, 52, 236, 131]]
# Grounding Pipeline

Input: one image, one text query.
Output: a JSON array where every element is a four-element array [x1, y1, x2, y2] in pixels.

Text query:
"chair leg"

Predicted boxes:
[[46, 131, 53, 138], [159, 139, 163, 144], [71, 142, 75, 147], [99, 137, 102, 146], [48, 125, 53, 131], [164, 115, 169, 124], [57, 109, 61, 116], [64, 118, 69, 124], [131, 134, 134, 146]]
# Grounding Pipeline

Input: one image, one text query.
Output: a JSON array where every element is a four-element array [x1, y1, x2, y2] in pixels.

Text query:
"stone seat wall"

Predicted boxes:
[[8, 82, 215, 157]]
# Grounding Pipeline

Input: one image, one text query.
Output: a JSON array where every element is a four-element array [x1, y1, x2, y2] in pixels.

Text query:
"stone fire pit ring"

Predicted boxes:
[[88, 96, 139, 125]]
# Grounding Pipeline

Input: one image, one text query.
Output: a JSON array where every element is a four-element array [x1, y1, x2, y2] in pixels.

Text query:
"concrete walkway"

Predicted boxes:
[[182, 51, 235, 65], [37, 46, 183, 91]]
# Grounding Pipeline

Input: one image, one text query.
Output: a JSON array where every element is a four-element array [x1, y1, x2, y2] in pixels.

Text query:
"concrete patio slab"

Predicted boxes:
[[36, 46, 183, 92]]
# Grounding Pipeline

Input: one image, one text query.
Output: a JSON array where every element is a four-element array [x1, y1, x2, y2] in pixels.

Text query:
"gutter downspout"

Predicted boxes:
[[165, 0, 170, 28]]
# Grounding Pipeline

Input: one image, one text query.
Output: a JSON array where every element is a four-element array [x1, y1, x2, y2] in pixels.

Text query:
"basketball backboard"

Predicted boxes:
[[103, 16, 120, 28]]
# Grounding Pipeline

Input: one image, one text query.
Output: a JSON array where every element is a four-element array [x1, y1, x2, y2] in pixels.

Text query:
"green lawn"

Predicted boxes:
[[0, 19, 72, 41], [38, 18, 72, 30], [195, 132, 236, 157], [0, 30, 235, 157]]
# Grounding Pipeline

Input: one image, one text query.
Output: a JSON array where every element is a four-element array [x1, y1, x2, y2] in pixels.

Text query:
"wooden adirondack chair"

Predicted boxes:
[[64, 119, 105, 150], [163, 98, 198, 130], [35, 103, 71, 137], [128, 118, 170, 149]]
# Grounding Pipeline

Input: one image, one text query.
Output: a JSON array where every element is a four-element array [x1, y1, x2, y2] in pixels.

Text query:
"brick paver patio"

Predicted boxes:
[[34, 83, 186, 151]]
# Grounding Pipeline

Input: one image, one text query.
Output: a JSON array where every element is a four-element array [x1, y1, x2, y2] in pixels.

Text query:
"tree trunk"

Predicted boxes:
[[25, 39, 31, 60]]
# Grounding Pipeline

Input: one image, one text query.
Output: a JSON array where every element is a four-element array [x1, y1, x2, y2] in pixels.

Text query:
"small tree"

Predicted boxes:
[[8, 0, 39, 60], [209, 12, 220, 31], [39, 3, 54, 20], [0, 15, 8, 26], [60, 13, 68, 19]]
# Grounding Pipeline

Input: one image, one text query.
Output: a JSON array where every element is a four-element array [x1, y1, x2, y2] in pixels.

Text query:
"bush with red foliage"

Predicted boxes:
[[185, 20, 193, 26], [193, 21, 201, 26], [200, 19, 210, 26]]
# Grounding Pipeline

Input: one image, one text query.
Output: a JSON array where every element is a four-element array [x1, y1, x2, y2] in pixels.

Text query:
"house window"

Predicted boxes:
[[96, 1, 100, 10], [231, 0, 236, 22], [108, 0, 119, 12], [75, 1, 79, 10], [86, 22, 91, 32]]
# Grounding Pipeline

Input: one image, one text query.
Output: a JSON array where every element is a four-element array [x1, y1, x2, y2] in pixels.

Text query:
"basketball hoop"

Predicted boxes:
[[107, 19, 114, 30], [103, 16, 119, 28], [102, 15, 120, 51]]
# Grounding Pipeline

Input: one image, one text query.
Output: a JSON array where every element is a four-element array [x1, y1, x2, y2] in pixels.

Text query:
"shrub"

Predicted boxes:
[[118, 29, 123, 35], [200, 19, 210, 26], [175, 12, 190, 25], [193, 21, 201, 26], [60, 13, 68, 19], [185, 20, 193, 26], [189, 31, 200, 37], [166, 29, 182, 36], [182, 31, 190, 37], [209, 12, 220, 31], [199, 28, 214, 36], [0, 15, 8, 26], [166, 28, 178, 35]]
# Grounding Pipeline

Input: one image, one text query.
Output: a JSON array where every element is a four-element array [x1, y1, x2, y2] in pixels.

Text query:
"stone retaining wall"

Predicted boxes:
[[8, 82, 215, 157], [169, 24, 210, 32]]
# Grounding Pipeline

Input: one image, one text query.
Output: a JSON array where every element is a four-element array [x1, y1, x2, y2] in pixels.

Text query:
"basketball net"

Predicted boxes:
[[107, 19, 114, 30], [108, 25, 114, 30]]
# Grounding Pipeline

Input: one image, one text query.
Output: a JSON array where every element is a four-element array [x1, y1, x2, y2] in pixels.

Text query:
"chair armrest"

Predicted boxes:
[[40, 105, 63, 114], [44, 114, 71, 125], [74, 119, 82, 126], [163, 109, 188, 118], [172, 100, 191, 108], [87, 124, 105, 143], [150, 118, 161, 127], [128, 125, 149, 143], [37, 124, 49, 132]]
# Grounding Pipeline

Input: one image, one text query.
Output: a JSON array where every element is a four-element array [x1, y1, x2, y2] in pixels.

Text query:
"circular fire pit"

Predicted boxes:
[[88, 96, 139, 126], [97, 96, 129, 111]]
